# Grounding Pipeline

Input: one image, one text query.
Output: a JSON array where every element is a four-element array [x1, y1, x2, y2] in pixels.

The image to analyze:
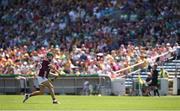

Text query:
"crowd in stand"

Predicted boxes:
[[0, 43, 178, 77], [0, 0, 180, 77]]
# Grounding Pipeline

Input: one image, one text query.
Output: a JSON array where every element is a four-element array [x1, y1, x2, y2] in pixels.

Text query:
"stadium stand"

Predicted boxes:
[[0, 0, 180, 95]]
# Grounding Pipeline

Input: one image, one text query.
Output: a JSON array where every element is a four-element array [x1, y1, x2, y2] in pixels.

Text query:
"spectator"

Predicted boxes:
[[0, 0, 179, 78]]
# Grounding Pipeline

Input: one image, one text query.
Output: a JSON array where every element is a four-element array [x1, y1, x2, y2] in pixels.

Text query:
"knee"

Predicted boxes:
[[49, 86, 54, 92], [48, 83, 54, 89], [50, 85, 54, 89]]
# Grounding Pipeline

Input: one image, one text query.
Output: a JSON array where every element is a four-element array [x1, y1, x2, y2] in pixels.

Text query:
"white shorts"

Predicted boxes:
[[37, 76, 48, 85]]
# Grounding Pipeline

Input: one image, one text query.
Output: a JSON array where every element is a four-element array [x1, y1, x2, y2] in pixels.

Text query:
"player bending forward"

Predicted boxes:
[[23, 52, 60, 104]]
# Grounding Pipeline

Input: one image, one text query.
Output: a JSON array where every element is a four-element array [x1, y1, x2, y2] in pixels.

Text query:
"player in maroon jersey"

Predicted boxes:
[[23, 52, 60, 104]]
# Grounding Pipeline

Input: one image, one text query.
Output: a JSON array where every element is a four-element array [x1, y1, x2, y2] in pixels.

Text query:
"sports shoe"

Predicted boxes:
[[23, 94, 30, 103], [53, 100, 59, 104]]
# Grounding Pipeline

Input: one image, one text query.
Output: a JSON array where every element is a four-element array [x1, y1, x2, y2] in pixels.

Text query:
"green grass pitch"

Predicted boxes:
[[0, 95, 180, 111]]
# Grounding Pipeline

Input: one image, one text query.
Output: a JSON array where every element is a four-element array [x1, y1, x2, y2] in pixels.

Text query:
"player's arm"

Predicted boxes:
[[49, 70, 59, 76], [49, 65, 63, 82], [49, 64, 62, 76]]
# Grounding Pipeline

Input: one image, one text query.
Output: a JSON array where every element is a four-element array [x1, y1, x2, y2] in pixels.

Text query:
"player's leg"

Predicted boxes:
[[147, 86, 152, 96], [154, 85, 160, 96], [43, 81, 59, 104], [29, 84, 45, 96], [23, 84, 45, 103]]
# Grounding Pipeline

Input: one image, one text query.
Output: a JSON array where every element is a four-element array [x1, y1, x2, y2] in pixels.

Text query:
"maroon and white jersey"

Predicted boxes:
[[38, 60, 51, 78]]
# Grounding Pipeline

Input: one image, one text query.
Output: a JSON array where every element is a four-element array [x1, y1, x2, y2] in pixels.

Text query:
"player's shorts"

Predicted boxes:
[[37, 76, 48, 85]]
